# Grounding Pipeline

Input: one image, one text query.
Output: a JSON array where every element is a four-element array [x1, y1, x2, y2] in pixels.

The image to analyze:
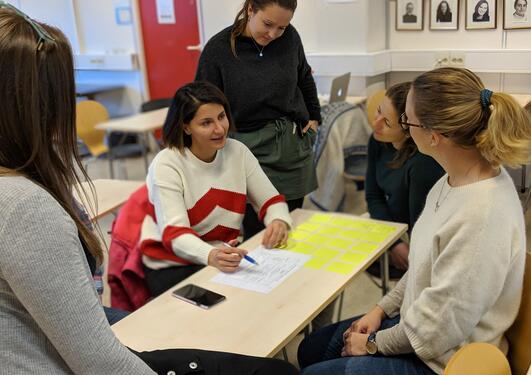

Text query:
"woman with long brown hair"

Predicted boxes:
[[196, 0, 320, 239], [366, 82, 444, 277], [0, 4, 298, 374], [298, 67, 530, 374]]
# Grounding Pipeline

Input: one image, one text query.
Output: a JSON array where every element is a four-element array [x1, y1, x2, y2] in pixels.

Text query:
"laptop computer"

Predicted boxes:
[[329, 72, 351, 103]]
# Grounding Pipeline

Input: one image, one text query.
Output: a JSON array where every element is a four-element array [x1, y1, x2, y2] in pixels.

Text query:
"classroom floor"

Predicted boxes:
[[86, 151, 531, 368]]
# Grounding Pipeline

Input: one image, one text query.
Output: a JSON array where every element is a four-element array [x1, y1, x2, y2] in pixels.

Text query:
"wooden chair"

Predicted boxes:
[[445, 251, 531, 375], [76, 100, 144, 179]]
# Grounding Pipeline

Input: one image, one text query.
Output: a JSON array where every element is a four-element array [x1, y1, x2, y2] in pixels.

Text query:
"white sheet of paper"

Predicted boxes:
[[211, 246, 311, 294]]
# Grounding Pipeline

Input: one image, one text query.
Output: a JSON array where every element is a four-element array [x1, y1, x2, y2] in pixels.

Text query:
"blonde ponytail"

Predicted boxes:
[[476, 93, 531, 167]]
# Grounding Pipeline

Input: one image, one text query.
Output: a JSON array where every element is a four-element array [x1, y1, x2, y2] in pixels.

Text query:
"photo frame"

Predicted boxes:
[[430, 0, 460, 30], [504, 0, 531, 29], [466, 0, 497, 29], [396, 0, 424, 30]]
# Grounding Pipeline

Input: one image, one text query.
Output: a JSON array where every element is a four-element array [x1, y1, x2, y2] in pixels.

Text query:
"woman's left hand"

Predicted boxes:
[[262, 219, 289, 249], [302, 120, 318, 133], [341, 331, 369, 357]]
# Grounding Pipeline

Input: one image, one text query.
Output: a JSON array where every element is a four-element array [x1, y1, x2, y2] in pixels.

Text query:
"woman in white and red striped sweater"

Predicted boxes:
[[141, 81, 292, 296]]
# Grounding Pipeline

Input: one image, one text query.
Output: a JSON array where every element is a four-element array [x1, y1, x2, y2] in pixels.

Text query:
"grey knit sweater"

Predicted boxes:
[[0, 176, 155, 374]]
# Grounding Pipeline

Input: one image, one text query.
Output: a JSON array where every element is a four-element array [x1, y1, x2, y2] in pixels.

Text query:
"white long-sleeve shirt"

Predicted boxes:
[[376, 168, 526, 374], [142, 139, 292, 269]]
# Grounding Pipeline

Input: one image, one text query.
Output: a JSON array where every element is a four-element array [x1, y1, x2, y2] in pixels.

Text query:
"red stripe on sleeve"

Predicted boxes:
[[162, 226, 200, 251], [140, 239, 193, 265], [201, 225, 241, 243], [258, 194, 286, 222]]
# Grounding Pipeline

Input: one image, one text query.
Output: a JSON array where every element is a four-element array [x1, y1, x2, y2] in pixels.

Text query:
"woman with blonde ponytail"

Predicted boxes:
[[196, 0, 320, 239], [298, 67, 530, 375]]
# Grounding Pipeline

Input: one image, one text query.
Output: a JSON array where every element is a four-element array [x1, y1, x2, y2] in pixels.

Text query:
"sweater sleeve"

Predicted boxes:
[[401, 210, 517, 360], [295, 29, 321, 123], [0, 192, 155, 374], [377, 272, 407, 317], [365, 137, 394, 222], [406, 156, 444, 229], [148, 158, 214, 265], [243, 147, 292, 228]]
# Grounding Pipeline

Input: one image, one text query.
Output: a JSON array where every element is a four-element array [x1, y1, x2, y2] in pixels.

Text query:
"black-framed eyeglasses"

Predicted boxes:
[[0, 1, 55, 51], [398, 112, 428, 131]]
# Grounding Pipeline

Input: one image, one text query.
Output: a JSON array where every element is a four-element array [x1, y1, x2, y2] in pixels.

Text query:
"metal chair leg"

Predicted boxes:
[[380, 252, 390, 296], [336, 291, 345, 322], [282, 347, 289, 361]]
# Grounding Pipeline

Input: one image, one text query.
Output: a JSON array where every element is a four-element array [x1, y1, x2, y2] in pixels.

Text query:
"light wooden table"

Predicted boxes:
[[319, 95, 367, 106], [74, 179, 144, 221], [112, 209, 407, 357], [96, 107, 168, 172]]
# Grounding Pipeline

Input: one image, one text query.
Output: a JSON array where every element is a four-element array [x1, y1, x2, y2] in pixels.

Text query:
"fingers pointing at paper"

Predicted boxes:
[[262, 219, 289, 249]]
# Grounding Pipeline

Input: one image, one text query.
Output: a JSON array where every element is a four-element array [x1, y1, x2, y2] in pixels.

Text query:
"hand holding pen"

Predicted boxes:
[[207, 240, 248, 273], [222, 242, 259, 266]]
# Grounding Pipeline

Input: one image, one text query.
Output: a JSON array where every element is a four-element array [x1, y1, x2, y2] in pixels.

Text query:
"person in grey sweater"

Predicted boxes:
[[0, 5, 298, 374], [298, 68, 530, 374]]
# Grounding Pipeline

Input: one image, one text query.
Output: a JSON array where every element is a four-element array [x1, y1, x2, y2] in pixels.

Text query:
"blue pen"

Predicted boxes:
[[222, 242, 260, 266]]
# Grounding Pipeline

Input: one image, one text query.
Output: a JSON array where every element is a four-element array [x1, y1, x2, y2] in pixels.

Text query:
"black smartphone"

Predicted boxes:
[[171, 284, 226, 309]]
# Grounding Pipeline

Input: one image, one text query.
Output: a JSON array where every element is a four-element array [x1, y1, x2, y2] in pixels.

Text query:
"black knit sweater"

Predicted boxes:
[[195, 25, 321, 132]]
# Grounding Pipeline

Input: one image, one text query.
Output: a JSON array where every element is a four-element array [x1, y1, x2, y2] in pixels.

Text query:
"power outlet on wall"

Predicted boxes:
[[434, 52, 450, 68], [450, 52, 466, 67]]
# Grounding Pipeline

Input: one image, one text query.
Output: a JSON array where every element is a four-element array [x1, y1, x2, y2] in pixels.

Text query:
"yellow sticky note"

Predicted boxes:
[[327, 238, 352, 249], [290, 242, 318, 254], [350, 242, 379, 253], [340, 252, 368, 264], [366, 223, 396, 234], [304, 257, 329, 270], [276, 239, 296, 250], [305, 234, 329, 245], [326, 262, 357, 275], [317, 226, 342, 236], [313, 248, 340, 261], [290, 230, 310, 241], [297, 222, 321, 232], [339, 230, 366, 240], [360, 232, 388, 242], [330, 216, 355, 227], [308, 213, 333, 223]]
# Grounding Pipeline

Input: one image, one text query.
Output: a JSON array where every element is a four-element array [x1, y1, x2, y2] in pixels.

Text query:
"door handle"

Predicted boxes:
[[186, 44, 202, 51]]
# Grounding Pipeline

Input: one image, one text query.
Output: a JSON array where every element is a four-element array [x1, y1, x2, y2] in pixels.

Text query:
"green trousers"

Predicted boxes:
[[231, 119, 318, 201]]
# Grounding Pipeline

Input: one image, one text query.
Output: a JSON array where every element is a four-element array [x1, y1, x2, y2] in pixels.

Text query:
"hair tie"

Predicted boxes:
[[480, 89, 493, 109]]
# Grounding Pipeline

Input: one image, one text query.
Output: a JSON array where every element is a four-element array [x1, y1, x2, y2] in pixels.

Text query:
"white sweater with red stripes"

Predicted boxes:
[[142, 139, 292, 269]]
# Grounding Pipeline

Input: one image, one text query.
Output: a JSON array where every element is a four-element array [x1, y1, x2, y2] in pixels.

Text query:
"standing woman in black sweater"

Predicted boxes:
[[196, 0, 321, 239]]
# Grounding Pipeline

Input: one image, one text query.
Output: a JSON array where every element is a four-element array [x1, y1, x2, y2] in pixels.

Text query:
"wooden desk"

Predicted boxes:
[[96, 108, 168, 172], [319, 95, 367, 106], [112, 209, 407, 357], [74, 179, 144, 221]]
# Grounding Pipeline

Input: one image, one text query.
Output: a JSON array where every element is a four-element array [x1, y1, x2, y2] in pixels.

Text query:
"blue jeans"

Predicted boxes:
[[103, 306, 130, 325], [298, 315, 436, 375]]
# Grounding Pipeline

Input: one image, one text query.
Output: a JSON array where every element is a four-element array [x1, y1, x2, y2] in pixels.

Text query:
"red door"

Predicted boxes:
[[139, 0, 201, 100]]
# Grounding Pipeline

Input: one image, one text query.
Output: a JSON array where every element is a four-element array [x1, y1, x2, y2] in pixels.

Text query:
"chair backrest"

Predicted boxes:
[[140, 98, 172, 113], [365, 89, 386, 127], [76, 100, 109, 157], [506, 251, 531, 375], [443, 343, 511, 375]]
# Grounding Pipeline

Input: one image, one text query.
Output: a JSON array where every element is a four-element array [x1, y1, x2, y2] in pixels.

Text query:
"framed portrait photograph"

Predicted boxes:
[[396, 0, 424, 30], [430, 0, 460, 30], [504, 0, 531, 29], [466, 0, 497, 29]]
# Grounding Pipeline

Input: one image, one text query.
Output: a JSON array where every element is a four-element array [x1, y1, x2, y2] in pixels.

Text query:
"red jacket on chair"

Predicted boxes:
[[108, 185, 152, 311]]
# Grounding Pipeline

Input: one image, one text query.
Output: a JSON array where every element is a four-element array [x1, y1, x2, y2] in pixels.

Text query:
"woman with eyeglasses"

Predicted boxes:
[[298, 67, 530, 375], [365, 82, 444, 278], [0, 5, 299, 375]]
